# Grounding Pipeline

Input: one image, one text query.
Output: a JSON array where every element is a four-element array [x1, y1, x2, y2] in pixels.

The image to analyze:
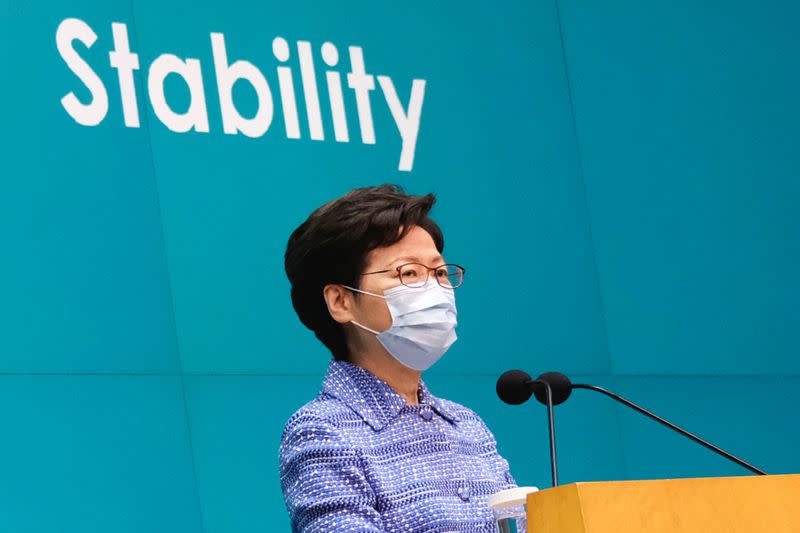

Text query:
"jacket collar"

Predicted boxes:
[[321, 359, 459, 431]]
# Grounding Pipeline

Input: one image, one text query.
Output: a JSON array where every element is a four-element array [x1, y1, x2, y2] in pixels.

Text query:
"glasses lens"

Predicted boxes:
[[436, 265, 463, 288], [398, 263, 428, 287]]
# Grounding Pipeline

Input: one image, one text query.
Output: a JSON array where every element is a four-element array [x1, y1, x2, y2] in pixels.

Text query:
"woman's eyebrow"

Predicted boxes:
[[388, 255, 445, 267]]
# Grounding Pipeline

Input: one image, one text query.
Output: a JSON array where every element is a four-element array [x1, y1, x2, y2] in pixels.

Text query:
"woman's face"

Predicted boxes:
[[352, 225, 445, 333]]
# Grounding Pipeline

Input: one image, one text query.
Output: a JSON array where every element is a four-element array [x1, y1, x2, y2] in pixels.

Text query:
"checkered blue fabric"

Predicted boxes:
[[280, 360, 516, 532]]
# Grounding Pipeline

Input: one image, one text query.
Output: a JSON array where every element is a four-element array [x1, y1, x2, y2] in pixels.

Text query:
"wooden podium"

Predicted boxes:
[[526, 474, 800, 532]]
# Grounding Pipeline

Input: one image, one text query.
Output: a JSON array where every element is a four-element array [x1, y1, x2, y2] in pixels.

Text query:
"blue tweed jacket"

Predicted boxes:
[[279, 359, 516, 532]]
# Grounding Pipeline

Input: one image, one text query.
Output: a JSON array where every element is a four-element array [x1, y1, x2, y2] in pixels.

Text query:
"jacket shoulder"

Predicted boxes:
[[280, 393, 358, 441], [437, 397, 485, 422]]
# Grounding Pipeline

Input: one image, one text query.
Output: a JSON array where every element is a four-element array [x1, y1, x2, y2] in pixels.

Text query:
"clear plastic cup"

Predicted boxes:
[[487, 486, 539, 533]]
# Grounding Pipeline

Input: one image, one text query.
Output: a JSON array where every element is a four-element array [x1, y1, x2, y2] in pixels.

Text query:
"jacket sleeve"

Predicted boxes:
[[279, 414, 384, 532], [476, 414, 518, 488]]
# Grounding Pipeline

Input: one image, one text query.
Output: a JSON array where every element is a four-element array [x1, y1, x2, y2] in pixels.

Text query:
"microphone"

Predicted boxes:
[[496, 370, 768, 481], [496, 370, 573, 406], [496, 370, 566, 486]]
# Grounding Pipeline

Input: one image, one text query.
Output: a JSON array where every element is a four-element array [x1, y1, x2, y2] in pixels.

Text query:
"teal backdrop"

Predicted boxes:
[[1, 0, 799, 531]]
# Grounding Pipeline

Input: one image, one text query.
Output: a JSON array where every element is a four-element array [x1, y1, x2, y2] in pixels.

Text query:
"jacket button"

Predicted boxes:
[[457, 486, 471, 501], [420, 408, 433, 421]]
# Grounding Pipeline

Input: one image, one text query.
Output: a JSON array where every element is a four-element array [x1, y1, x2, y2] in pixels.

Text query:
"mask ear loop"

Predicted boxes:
[[341, 285, 386, 335], [351, 320, 381, 335]]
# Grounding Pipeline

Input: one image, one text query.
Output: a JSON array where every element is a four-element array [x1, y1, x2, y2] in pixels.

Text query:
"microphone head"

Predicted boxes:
[[496, 370, 534, 405], [532, 372, 573, 406]]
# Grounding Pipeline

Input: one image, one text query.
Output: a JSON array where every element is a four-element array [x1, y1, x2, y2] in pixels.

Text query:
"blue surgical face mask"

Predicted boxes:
[[343, 281, 458, 371]]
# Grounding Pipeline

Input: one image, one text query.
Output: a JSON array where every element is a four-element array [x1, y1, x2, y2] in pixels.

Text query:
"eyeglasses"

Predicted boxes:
[[361, 263, 465, 289]]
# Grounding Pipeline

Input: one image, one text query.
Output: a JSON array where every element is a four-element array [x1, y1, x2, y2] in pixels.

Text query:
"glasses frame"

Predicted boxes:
[[361, 262, 466, 289]]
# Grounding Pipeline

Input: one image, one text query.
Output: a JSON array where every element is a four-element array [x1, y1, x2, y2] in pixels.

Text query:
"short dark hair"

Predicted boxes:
[[284, 184, 444, 360]]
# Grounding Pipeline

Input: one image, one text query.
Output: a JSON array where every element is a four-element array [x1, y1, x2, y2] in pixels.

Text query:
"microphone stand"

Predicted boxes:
[[571, 383, 767, 476], [533, 379, 559, 486]]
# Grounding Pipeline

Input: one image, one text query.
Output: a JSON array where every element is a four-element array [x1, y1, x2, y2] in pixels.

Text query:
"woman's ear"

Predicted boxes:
[[322, 284, 356, 324]]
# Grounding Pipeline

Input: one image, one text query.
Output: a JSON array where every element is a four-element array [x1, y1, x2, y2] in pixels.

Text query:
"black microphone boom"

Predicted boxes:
[[496, 369, 767, 479], [569, 381, 767, 476]]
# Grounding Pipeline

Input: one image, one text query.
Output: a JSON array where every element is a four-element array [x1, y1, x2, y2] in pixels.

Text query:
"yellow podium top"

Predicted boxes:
[[527, 473, 800, 532]]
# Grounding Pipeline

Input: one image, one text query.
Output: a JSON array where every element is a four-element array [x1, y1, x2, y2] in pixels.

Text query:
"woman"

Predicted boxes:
[[280, 184, 516, 532]]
